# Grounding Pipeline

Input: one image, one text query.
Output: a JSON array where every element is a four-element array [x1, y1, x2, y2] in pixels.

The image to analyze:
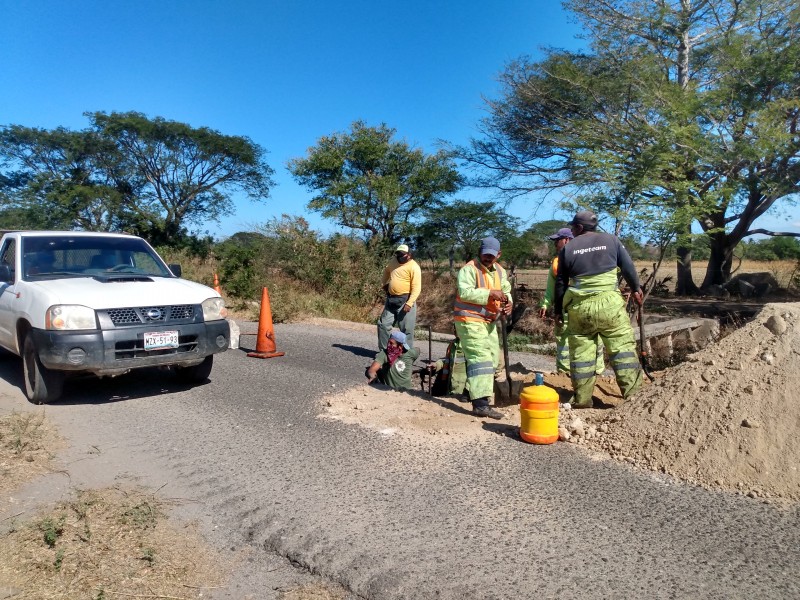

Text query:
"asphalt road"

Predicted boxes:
[[2, 322, 798, 599]]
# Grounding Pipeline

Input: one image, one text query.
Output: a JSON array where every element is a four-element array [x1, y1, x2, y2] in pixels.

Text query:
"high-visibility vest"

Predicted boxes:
[[453, 260, 507, 323]]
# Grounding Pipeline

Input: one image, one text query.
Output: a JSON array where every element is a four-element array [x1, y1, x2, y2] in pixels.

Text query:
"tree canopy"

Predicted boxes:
[[288, 121, 461, 246], [0, 112, 275, 246], [461, 0, 800, 293]]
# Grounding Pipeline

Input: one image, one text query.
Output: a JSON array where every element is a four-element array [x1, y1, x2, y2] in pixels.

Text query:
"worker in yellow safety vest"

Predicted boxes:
[[538, 227, 605, 375], [453, 237, 512, 420]]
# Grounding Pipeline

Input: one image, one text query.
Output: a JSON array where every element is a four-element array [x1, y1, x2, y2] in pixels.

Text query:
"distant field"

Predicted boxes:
[[514, 259, 798, 292]]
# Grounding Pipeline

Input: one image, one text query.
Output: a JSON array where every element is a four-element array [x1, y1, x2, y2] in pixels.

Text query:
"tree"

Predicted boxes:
[[0, 125, 131, 231], [288, 121, 461, 246], [461, 0, 800, 294], [0, 112, 275, 246], [89, 112, 275, 246], [415, 199, 520, 263]]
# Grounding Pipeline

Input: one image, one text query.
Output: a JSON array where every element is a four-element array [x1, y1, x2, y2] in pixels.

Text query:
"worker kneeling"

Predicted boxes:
[[365, 331, 420, 390]]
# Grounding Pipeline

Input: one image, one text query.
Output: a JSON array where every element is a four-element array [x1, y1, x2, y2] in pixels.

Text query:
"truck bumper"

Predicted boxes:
[[31, 320, 230, 375]]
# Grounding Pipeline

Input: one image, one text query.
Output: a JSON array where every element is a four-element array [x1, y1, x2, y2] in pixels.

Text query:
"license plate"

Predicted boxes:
[[144, 331, 179, 351]]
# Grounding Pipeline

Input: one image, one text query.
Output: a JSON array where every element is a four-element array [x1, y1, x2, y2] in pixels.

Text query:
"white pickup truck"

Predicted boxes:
[[0, 230, 230, 403]]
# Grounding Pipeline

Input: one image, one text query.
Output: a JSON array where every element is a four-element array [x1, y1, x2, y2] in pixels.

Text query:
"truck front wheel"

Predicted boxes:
[[23, 333, 65, 404]]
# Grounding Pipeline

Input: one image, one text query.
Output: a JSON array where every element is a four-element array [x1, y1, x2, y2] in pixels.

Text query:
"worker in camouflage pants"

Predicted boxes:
[[554, 211, 643, 408]]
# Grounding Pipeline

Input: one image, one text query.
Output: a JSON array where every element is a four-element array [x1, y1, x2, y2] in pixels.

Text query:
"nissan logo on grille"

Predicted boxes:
[[145, 308, 162, 320]]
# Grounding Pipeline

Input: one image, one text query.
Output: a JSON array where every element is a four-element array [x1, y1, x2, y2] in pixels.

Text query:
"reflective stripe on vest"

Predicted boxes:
[[453, 260, 506, 323]]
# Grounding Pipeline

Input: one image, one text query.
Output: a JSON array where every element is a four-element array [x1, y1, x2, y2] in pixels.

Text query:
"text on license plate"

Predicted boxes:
[[144, 331, 179, 351]]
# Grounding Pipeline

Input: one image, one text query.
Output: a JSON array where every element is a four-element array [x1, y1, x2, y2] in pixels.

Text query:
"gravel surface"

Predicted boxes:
[[1, 320, 798, 599]]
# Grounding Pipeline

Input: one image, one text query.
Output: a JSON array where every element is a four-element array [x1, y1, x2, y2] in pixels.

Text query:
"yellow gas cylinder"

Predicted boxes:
[[519, 372, 560, 444]]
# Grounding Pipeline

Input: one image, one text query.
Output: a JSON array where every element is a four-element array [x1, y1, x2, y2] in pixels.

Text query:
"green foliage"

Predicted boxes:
[[463, 0, 800, 290], [54, 548, 65, 571], [413, 199, 520, 263], [216, 216, 385, 321], [119, 499, 160, 530], [0, 112, 275, 247], [288, 121, 460, 245], [39, 515, 66, 548]]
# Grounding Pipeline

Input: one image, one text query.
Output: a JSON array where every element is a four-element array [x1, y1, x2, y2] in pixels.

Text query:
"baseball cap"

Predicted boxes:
[[389, 330, 410, 350], [570, 210, 598, 228], [479, 237, 501, 257], [395, 244, 410, 253], [547, 227, 574, 241]]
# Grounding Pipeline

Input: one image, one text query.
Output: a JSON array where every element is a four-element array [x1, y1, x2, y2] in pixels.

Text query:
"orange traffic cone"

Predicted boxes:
[[247, 287, 285, 359], [213, 272, 222, 295]]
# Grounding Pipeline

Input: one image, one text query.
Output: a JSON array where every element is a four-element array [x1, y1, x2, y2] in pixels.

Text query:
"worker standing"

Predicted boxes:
[[554, 211, 643, 408], [453, 237, 512, 420], [538, 227, 605, 375], [378, 244, 421, 352]]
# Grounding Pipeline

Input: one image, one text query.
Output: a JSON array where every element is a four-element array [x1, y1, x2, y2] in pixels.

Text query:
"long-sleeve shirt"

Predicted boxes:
[[382, 257, 422, 307], [456, 260, 513, 308], [554, 231, 640, 316]]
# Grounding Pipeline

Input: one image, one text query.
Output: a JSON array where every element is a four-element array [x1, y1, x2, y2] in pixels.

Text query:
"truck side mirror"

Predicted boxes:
[[0, 264, 13, 283], [168, 263, 182, 277]]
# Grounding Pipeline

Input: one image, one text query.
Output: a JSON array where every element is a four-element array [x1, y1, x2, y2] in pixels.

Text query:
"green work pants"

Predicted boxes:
[[556, 315, 605, 375], [566, 291, 641, 407], [454, 320, 499, 401]]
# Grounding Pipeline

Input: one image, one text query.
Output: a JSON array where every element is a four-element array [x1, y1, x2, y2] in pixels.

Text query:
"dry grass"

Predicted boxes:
[[0, 487, 226, 599], [0, 411, 62, 496]]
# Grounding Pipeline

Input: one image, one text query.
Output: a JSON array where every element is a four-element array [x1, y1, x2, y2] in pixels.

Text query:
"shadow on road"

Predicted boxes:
[[0, 356, 208, 406], [332, 343, 375, 359]]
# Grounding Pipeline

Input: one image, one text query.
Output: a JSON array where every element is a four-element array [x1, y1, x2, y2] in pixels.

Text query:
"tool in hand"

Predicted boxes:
[[427, 324, 433, 395], [637, 303, 655, 382], [499, 310, 513, 401]]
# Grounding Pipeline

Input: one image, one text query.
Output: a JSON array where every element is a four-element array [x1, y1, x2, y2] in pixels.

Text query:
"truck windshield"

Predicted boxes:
[[21, 236, 173, 280]]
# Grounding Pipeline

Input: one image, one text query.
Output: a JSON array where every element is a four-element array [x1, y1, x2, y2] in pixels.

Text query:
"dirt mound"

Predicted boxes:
[[578, 302, 800, 501]]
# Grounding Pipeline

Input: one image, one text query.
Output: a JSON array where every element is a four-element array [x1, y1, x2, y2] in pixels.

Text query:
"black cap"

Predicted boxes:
[[570, 210, 598, 228]]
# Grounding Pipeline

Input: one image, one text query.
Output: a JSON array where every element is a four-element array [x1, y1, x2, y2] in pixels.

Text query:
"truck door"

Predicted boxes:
[[0, 239, 18, 350]]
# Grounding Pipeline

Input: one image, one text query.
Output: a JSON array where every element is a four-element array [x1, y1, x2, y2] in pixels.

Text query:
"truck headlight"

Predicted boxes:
[[202, 297, 228, 321], [46, 305, 97, 330]]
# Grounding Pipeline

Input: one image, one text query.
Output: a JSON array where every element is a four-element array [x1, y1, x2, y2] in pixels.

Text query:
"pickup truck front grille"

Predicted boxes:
[[106, 305, 195, 326], [114, 334, 199, 359]]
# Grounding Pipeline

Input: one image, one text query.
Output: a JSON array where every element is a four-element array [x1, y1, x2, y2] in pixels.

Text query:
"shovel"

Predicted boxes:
[[637, 303, 655, 382], [427, 324, 433, 395], [499, 311, 513, 402]]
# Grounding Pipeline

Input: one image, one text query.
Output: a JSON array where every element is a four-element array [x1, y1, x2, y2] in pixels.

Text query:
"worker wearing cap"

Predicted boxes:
[[378, 244, 422, 352], [365, 330, 421, 390], [539, 227, 605, 375], [453, 236, 512, 420], [554, 211, 643, 408]]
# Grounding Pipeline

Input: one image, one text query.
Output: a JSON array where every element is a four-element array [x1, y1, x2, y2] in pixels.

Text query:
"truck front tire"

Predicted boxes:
[[23, 333, 65, 404]]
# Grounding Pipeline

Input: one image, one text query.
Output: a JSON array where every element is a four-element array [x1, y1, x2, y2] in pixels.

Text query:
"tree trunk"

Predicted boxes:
[[701, 240, 735, 288], [675, 223, 699, 296]]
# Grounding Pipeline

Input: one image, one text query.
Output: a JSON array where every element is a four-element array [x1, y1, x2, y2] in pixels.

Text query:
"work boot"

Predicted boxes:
[[569, 396, 593, 409], [472, 397, 503, 420]]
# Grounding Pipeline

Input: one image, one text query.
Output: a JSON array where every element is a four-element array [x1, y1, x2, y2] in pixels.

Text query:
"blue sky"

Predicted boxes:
[[1, 0, 796, 239]]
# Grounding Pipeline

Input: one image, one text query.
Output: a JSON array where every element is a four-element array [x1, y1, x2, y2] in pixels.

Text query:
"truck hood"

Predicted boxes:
[[27, 276, 219, 309]]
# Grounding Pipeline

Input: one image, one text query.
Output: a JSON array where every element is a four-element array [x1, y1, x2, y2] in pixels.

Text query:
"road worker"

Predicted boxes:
[[365, 330, 420, 390], [453, 236, 512, 419], [538, 227, 605, 375], [554, 211, 643, 408], [378, 244, 422, 352]]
